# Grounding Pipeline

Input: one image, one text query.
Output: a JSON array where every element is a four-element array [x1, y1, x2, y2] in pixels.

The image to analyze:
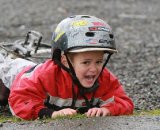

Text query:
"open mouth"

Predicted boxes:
[[84, 75, 96, 83]]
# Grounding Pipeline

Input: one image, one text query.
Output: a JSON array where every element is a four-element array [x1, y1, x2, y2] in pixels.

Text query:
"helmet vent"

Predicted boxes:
[[86, 32, 95, 37], [69, 15, 76, 18], [109, 34, 114, 39], [81, 15, 90, 18]]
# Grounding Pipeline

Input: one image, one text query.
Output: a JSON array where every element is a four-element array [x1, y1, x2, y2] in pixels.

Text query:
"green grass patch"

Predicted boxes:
[[37, 113, 87, 123], [0, 113, 87, 123], [1, 109, 160, 123], [0, 115, 22, 123], [133, 109, 160, 116], [53, 113, 86, 120]]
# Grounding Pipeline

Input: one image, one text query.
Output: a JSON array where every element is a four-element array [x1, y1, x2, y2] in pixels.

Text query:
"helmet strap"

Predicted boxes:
[[64, 53, 99, 92], [54, 58, 71, 72], [71, 81, 97, 109], [100, 53, 112, 75], [65, 52, 112, 92], [54, 52, 112, 110], [64, 53, 99, 110]]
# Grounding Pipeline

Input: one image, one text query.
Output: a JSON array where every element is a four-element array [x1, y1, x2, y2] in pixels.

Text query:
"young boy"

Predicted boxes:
[[7, 15, 134, 120]]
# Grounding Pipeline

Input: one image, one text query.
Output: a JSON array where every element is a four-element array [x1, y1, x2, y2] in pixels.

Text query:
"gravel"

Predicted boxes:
[[0, 0, 160, 111], [1, 116, 160, 130], [0, 0, 160, 129]]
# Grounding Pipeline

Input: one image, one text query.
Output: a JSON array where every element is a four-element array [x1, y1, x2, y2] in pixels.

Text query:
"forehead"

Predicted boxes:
[[71, 51, 104, 59]]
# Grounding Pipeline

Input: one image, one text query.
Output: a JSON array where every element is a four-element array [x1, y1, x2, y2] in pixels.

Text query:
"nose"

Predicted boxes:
[[88, 63, 98, 72]]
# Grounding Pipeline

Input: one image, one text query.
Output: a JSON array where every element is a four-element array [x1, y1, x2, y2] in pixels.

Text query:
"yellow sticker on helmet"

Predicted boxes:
[[55, 27, 61, 33], [72, 20, 88, 26], [54, 31, 64, 42]]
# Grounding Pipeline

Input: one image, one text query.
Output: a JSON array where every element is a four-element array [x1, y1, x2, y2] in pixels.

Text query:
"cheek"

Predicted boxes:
[[74, 65, 86, 78], [98, 66, 103, 73]]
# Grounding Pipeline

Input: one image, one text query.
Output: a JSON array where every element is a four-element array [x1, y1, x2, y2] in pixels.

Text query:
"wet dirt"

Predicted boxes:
[[0, 0, 160, 129], [1, 116, 160, 130]]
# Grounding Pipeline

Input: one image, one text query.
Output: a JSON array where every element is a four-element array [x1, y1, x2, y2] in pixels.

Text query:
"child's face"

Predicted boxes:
[[70, 51, 105, 88]]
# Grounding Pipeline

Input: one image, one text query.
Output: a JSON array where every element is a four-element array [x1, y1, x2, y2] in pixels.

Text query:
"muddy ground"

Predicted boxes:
[[0, 116, 160, 130], [0, 0, 160, 129]]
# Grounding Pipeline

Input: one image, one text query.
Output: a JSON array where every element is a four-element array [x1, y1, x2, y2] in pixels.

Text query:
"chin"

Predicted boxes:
[[82, 83, 94, 88]]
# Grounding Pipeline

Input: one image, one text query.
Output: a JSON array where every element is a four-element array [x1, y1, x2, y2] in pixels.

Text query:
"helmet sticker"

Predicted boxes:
[[72, 20, 88, 26], [92, 22, 112, 29], [89, 27, 110, 32], [55, 26, 61, 33], [85, 38, 98, 44], [54, 31, 64, 42], [92, 22, 106, 26]]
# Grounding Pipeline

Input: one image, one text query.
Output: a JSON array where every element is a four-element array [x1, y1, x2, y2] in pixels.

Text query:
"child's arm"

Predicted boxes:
[[100, 71, 134, 116], [8, 65, 54, 120], [9, 76, 49, 120], [84, 71, 134, 117]]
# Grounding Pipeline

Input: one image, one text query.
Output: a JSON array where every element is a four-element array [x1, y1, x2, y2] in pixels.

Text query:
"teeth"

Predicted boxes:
[[86, 76, 94, 81]]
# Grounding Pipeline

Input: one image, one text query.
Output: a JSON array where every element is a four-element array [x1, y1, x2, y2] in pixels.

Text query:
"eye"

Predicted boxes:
[[82, 61, 90, 65], [96, 60, 103, 65]]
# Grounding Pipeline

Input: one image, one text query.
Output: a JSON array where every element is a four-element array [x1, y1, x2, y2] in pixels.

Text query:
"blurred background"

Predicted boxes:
[[0, 0, 160, 111]]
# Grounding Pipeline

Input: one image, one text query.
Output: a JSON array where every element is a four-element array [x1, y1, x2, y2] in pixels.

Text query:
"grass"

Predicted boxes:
[[0, 115, 22, 123], [0, 113, 87, 123], [133, 109, 160, 116], [0, 109, 160, 123]]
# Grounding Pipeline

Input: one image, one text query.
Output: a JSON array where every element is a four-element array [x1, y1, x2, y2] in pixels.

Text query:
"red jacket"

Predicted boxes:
[[9, 59, 134, 120]]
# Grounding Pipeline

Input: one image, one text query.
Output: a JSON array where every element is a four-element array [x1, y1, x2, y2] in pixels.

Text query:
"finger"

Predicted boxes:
[[102, 111, 108, 116], [51, 111, 58, 118], [59, 111, 66, 116], [95, 109, 102, 117], [101, 108, 111, 116], [86, 109, 92, 117], [52, 111, 64, 118], [68, 109, 77, 114], [87, 108, 97, 117], [64, 110, 76, 116], [62, 108, 77, 116], [64, 108, 76, 112], [90, 109, 97, 117], [67, 108, 77, 115]]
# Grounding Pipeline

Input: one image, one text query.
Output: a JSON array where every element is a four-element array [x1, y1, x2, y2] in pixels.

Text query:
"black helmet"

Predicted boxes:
[[51, 15, 117, 60]]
